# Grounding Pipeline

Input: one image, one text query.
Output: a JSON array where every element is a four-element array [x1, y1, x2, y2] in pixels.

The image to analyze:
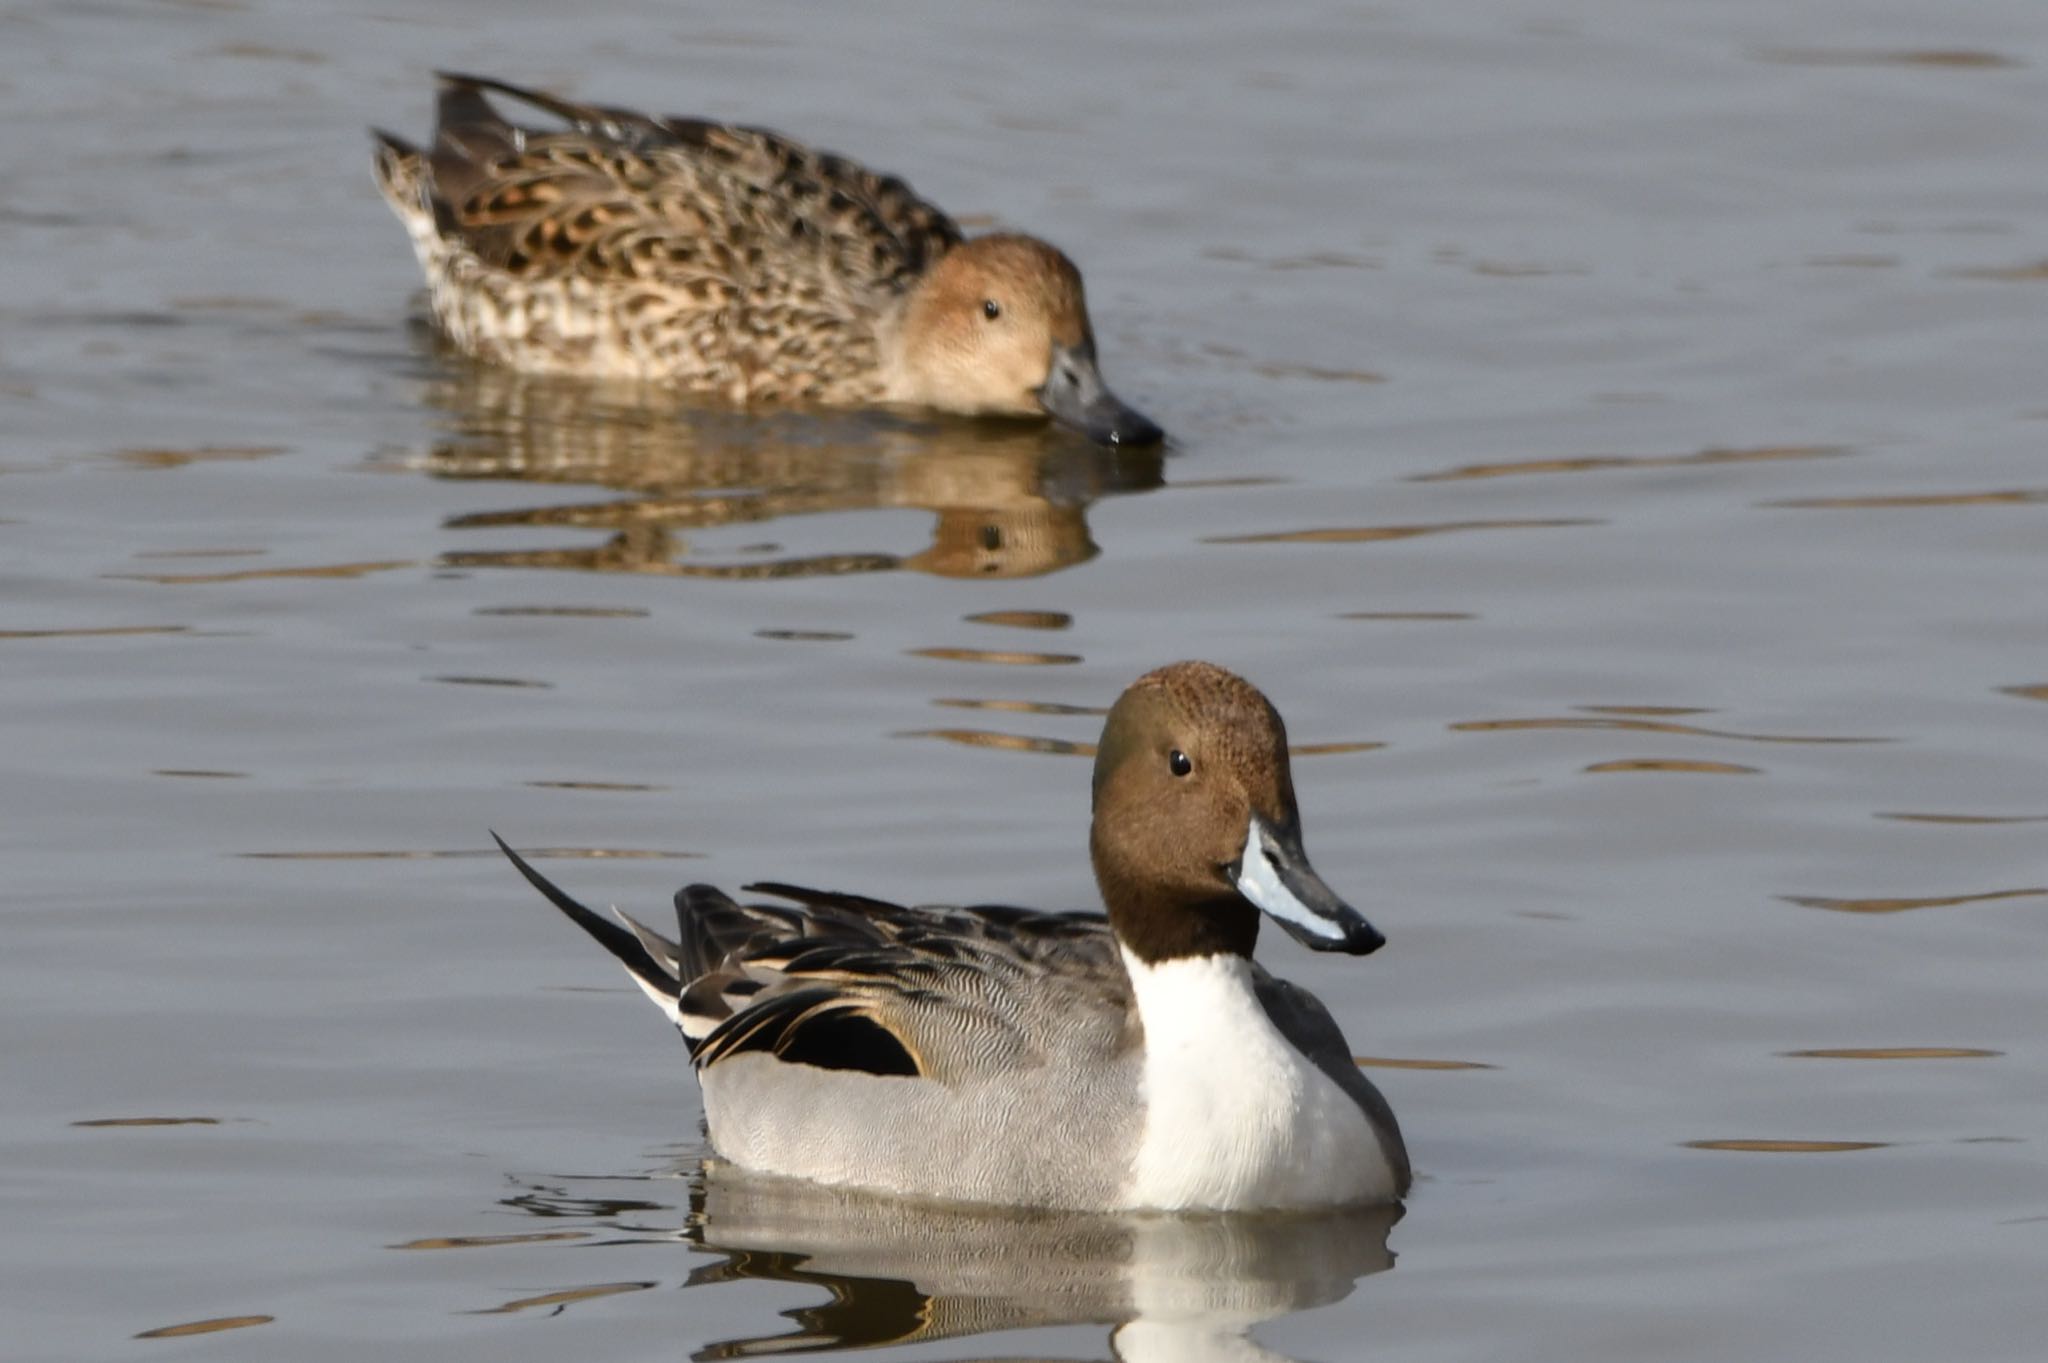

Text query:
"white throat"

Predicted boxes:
[[1120, 948, 1394, 1211]]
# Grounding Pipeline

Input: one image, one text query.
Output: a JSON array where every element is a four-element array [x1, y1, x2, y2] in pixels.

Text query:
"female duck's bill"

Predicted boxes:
[[1036, 338, 1162, 448]]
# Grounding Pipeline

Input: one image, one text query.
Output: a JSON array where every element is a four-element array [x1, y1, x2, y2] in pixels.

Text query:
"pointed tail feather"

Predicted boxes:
[[368, 128, 426, 211], [432, 70, 651, 142], [491, 832, 683, 1024]]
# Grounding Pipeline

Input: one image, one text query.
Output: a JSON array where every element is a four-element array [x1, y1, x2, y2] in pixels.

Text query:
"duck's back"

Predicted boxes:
[[372, 74, 963, 400], [666, 883, 1149, 1208]]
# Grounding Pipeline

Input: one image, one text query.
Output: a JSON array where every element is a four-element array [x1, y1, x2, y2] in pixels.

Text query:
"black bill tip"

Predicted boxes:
[[1038, 341, 1165, 448]]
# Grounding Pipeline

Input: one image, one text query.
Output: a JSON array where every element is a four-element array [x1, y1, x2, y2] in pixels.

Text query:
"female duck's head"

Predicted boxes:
[[890, 234, 1163, 447]]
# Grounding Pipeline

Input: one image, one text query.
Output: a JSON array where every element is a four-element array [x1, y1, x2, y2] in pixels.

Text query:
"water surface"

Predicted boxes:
[[4, 1, 2045, 1359]]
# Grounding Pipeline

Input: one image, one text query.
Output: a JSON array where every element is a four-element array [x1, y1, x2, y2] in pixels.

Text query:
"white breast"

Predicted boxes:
[[1120, 949, 1395, 1211]]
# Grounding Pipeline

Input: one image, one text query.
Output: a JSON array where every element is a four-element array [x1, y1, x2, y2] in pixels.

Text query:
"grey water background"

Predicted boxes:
[[4, 0, 2046, 1357]]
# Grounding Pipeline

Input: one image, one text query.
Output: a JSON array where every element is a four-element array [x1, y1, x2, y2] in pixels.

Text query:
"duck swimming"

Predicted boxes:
[[372, 73, 1163, 446], [495, 661, 1407, 1212]]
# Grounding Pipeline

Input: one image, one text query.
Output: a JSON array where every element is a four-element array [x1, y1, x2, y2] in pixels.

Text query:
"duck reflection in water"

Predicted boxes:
[[486, 1159, 1397, 1362], [403, 359, 1164, 580]]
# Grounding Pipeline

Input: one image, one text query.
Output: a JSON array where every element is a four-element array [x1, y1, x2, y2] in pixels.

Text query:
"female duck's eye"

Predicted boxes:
[[981, 299, 1002, 321], [1168, 749, 1192, 778]]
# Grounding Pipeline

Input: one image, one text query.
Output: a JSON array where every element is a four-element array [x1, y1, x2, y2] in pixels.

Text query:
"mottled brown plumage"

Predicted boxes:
[[372, 74, 1162, 444]]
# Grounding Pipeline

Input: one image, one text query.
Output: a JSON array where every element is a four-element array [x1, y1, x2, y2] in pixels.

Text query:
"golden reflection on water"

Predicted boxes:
[[1781, 1048, 2001, 1060], [965, 608, 1072, 630], [1410, 443, 1846, 483], [107, 444, 285, 470], [933, 697, 1108, 716], [1353, 1056, 1494, 1071], [1454, 716, 1887, 744], [406, 365, 1161, 580], [133, 1314, 273, 1339], [907, 647, 1083, 666], [1781, 887, 2047, 914], [108, 559, 417, 585], [1767, 489, 2048, 509], [899, 729, 1096, 757]]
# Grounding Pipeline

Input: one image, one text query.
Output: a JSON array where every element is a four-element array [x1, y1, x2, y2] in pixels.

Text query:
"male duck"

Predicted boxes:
[[495, 661, 1407, 1211], [373, 73, 1163, 446]]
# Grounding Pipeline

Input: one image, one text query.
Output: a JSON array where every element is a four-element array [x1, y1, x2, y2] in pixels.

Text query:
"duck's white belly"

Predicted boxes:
[[1121, 951, 1395, 1211]]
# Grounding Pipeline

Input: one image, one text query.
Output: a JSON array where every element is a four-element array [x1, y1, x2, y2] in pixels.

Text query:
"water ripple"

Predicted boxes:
[[898, 729, 1093, 757], [1767, 489, 2048, 509], [1685, 1139, 1889, 1153], [1783, 888, 2048, 914], [1454, 716, 1888, 744], [932, 698, 1108, 716], [965, 609, 1072, 630], [237, 847, 699, 861], [1, 625, 189, 639], [1781, 1048, 2001, 1060], [469, 1281, 656, 1316], [107, 559, 416, 584], [1751, 47, 2022, 69], [134, 1315, 273, 1339], [1876, 811, 2048, 825], [105, 444, 285, 470], [1412, 444, 1846, 483], [1583, 759, 1760, 774], [1208, 518, 1600, 545], [390, 1231, 591, 1250], [908, 647, 1083, 666]]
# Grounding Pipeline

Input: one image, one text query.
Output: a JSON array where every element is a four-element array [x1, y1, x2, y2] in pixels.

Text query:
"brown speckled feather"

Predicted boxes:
[[373, 73, 964, 401]]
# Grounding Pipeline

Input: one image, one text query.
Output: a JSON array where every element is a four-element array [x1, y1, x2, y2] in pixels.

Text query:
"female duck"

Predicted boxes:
[[373, 73, 1162, 446], [495, 662, 1408, 1212]]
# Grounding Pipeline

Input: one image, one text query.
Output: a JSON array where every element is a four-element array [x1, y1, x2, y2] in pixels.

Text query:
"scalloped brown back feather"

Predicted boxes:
[[373, 73, 965, 402]]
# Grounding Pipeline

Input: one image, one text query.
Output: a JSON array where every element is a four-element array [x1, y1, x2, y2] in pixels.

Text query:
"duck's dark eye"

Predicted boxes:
[[981, 299, 1002, 321], [1168, 749, 1192, 778]]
